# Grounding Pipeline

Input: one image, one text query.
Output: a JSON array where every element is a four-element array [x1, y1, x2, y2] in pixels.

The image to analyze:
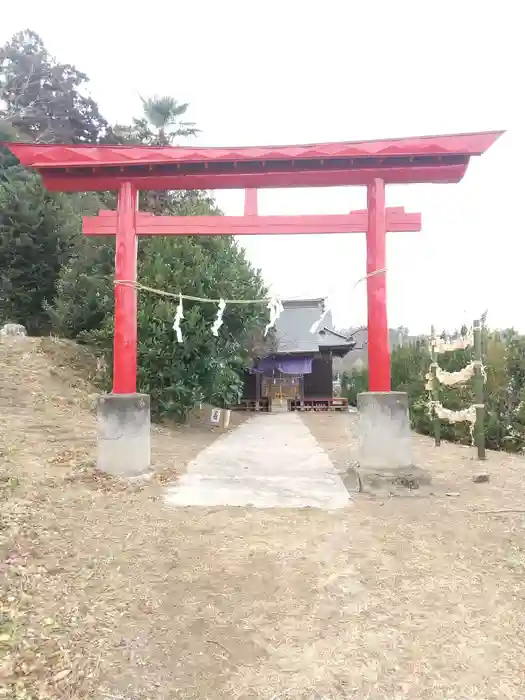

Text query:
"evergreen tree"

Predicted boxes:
[[0, 30, 108, 143], [0, 173, 78, 333], [0, 31, 108, 332]]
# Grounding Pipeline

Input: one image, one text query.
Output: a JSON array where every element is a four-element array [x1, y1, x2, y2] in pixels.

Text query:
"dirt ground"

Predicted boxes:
[[2, 338, 525, 699]]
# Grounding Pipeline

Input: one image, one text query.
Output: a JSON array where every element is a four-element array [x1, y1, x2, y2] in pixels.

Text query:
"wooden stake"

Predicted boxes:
[[431, 325, 441, 446], [473, 319, 486, 460]]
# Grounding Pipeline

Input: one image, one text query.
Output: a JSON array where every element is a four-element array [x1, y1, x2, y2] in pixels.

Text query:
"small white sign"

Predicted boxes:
[[210, 408, 221, 424]]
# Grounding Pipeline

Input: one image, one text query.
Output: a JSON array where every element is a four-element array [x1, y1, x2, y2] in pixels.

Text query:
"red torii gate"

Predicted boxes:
[[82, 190, 422, 393], [7, 131, 503, 399]]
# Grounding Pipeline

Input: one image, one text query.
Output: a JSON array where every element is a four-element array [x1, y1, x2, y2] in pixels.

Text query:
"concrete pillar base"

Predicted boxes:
[[357, 391, 431, 491], [97, 393, 151, 477]]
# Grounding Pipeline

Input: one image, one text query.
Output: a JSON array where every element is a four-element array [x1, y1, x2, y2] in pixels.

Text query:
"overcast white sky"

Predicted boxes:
[[2, 1, 523, 333]]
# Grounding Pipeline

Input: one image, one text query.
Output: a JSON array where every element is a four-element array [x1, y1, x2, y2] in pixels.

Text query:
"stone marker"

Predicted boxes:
[[208, 406, 231, 430]]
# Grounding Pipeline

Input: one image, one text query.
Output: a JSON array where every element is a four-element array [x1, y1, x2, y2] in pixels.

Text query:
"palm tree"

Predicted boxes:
[[108, 94, 200, 209], [138, 95, 199, 145]]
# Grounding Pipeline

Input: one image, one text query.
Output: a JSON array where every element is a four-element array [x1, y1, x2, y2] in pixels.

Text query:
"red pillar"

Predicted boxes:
[[366, 178, 391, 391], [113, 182, 138, 394]]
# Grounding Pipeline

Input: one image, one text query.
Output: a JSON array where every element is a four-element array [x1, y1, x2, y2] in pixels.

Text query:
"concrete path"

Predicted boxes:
[[164, 413, 351, 509]]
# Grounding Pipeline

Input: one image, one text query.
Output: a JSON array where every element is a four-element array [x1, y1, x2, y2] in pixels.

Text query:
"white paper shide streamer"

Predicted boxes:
[[173, 294, 184, 343], [211, 298, 226, 337], [264, 298, 284, 337]]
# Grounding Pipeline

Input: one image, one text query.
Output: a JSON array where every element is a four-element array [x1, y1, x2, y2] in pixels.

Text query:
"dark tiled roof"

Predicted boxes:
[[274, 299, 354, 355]]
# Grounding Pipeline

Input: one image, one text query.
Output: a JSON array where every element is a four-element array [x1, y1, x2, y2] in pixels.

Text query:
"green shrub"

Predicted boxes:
[[50, 231, 267, 420]]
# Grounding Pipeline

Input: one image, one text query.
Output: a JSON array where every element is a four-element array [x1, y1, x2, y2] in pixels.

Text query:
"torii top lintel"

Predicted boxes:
[[5, 130, 503, 192]]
